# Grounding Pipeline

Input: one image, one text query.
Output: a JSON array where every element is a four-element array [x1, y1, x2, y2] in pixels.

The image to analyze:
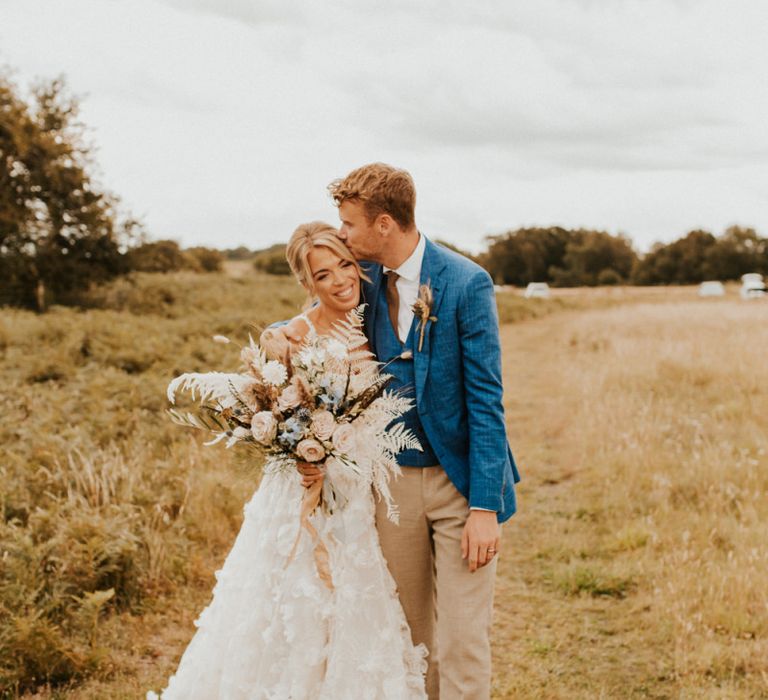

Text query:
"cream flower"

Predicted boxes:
[[250, 411, 277, 445], [277, 384, 302, 411], [297, 346, 327, 369], [212, 335, 230, 344], [296, 438, 326, 462], [310, 409, 336, 441], [326, 339, 348, 361], [262, 360, 288, 386], [331, 423, 355, 454]]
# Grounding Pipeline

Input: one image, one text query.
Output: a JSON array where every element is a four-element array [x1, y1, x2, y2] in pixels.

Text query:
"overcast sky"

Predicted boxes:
[[2, 0, 767, 252]]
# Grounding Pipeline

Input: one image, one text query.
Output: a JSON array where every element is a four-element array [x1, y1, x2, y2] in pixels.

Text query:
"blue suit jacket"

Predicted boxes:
[[362, 237, 520, 523]]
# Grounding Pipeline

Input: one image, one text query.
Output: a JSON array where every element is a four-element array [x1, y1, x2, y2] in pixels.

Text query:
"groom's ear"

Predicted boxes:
[[377, 213, 394, 237]]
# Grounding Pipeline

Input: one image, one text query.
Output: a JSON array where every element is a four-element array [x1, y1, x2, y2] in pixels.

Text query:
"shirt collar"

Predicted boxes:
[[383, 233, 425, 282]]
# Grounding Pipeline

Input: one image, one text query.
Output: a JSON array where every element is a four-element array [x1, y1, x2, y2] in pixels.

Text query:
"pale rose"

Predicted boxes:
[[296, 438, 326, 463], [310, 410, 336, 441], [250, 411, 277, 445], [331, 423, 355, 454], [277, 384, 302, 411]]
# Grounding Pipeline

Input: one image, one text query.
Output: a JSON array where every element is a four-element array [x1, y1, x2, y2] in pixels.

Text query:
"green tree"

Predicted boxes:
[[125, 240, 189, 273], [633, 230, 717, 285], [704, 226, 767, 280], [185, 246, 224, 272], [224, 245, 252, 260], [552, 230, 636, 286], [253, 244, 290, 275], [0, 72, 136, 309], [480, 227, 636, 287], [481, 227, 569, 285]]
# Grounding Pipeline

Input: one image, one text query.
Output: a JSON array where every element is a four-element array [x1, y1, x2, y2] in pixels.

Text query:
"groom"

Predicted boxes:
[[324, 163, 519, 699]]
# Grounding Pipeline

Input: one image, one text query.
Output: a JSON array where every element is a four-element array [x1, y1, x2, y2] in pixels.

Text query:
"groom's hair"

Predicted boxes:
[[328, 163, 415, 230]]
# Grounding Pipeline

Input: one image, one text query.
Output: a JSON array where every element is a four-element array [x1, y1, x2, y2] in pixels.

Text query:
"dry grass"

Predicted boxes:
[[493, 299, 768, 698], [0, 271, 305, 695], [2, 275, 766, 698]]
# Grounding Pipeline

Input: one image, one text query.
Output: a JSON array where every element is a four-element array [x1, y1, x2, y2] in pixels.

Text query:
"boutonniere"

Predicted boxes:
[[412, 283, 438, 352]]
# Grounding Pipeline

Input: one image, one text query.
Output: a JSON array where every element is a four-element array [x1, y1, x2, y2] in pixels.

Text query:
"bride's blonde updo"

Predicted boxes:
[[285, 221, 368, 307]]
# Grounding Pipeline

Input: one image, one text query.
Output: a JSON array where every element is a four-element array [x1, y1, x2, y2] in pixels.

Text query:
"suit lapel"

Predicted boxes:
[[361, 263, 384, 350], [414, 238, 447, 400]]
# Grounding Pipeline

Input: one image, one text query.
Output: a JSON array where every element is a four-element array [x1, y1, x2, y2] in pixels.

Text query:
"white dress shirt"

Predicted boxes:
[[384, 234, 427, 343], [382, 233, 426, 343], [383, 235, 493, 514]]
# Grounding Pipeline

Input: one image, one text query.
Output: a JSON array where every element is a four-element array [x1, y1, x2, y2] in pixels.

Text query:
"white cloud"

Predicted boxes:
[[1, 0, 767, 253]]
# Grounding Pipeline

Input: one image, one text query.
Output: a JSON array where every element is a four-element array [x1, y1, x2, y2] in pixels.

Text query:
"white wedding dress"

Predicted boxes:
[[149, 317, 427, 700]]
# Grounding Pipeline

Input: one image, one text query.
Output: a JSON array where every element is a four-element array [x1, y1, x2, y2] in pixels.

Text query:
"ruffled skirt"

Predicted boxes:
[[148, 469, 427, 700]]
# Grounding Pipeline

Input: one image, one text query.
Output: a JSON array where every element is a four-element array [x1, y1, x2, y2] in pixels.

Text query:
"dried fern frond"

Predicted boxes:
[[329, 305, 374, 361], [167, 372, 252, 406], [167, 406, 229, 433], [379, 421, 422, 455], [366, 390, 415, 420]]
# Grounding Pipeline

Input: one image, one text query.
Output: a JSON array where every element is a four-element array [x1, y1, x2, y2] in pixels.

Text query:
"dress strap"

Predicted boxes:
[[296, 313, 317, 336]]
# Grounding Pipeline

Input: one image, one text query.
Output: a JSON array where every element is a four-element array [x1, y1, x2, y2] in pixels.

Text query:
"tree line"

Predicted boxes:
[[2, 73, 766, 311], [246, 226, 768, 289], [480, 225, 768, 287]]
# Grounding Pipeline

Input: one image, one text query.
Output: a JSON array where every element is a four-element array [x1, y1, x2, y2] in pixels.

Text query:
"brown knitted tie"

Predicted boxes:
[[385, 270, 400, 339]]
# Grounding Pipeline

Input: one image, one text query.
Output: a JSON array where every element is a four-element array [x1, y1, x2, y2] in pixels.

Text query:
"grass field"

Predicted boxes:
[[2, 273, 767, 698]]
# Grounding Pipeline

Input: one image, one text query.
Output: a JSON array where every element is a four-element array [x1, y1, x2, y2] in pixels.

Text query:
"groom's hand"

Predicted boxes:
[[461, 510, 500, 572], [297, 461, 324, 488]]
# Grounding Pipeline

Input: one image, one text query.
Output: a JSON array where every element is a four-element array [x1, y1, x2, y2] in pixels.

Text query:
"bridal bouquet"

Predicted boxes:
[[167, 305, 420, 524]]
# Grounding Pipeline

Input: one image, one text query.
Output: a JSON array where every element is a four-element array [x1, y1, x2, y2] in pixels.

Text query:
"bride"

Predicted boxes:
[[148, 222, 427, 700]]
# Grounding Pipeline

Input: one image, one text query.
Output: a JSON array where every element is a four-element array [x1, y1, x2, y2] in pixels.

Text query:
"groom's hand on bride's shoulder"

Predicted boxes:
[[461, 510, 501, 572]]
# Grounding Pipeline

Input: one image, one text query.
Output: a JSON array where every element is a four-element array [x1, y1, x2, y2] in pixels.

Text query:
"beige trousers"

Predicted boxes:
[[375, 466, 498, 700]]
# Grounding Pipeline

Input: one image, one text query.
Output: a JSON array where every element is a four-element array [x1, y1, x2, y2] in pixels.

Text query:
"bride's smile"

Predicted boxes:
[[307, 246, 361, 314]]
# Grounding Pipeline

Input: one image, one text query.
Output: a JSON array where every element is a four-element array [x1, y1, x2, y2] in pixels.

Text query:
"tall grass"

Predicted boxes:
[[0, 271, 304, 693], [3, 273, 762, 697], [492, 299, 768, 698], [567, 303, 768, 684]]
